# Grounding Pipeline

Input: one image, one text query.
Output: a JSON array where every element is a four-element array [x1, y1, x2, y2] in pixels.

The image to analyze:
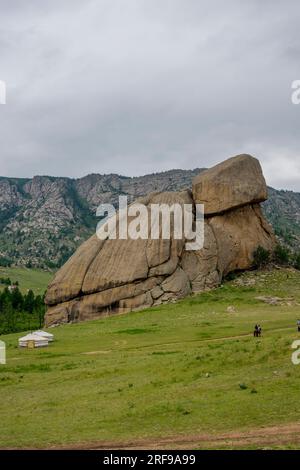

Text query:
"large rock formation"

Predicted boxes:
[[192, 154, 268, 215], [45, 154, 275, 326]]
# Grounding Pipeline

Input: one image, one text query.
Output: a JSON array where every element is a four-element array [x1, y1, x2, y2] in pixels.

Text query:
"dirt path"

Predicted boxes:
[[81, 326, 295, 356], [52, 422, 300, 450], [3, 422, 300, 450]]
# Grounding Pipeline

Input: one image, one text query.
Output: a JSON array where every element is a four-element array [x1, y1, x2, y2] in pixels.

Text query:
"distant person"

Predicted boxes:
[[254, 324, 259, 337], [297, 320, 300, 332], [258, 324, 262, 337]]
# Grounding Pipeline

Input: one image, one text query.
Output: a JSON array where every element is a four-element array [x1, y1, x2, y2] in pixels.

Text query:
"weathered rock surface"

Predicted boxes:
[[192, 154, 268, 215], [45, 154, 275, 326], [208, 204, 274, 275]]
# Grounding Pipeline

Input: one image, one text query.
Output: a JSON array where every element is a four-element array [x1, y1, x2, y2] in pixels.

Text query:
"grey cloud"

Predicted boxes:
[[0, 0, 300, 190]]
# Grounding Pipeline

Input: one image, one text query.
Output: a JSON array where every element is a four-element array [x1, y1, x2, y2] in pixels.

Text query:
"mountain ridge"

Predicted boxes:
[[0, 169, 299, 269]]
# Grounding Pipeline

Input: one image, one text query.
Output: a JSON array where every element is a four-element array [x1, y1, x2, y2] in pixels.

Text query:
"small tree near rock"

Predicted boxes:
[[273, 244, 290, 266], [253, 246, 270, 268], [293, 253, 300, 271]]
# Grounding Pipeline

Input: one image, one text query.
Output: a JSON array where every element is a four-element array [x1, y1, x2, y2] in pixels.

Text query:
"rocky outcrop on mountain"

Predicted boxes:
[[0, 160, 299, 269], [0, 169, 201, 268], [45, 154, 275, 326], [263, 187, 300, 250]]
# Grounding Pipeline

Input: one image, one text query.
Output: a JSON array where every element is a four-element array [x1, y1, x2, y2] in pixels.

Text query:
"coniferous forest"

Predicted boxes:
[[0, 279, 45, 334]]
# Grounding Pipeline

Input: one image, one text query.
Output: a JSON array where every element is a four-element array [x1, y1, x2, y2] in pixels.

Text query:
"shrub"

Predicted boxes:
[[273, 244, 290, 265], [239, 383, 248, 390], [253, 246, 270, 268], [0, 257, 12, 267], [294, 253, 300, 271]]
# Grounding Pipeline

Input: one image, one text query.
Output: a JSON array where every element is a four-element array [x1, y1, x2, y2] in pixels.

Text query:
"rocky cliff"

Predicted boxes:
[[45, 154, 275, 326]]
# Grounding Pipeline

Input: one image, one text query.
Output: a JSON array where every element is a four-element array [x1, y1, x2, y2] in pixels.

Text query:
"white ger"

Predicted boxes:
[[33, 330, 54, 342], [18, 333, 49, 348]]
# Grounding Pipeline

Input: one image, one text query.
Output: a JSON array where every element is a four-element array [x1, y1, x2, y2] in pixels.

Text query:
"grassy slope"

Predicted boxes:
[[0, 268, 300, 449], [0, 267, 53, 295]]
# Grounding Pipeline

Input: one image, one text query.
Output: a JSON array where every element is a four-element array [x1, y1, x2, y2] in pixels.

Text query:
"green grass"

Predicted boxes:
[[1, 268, 300, 449], [0, 267, 53, 295]]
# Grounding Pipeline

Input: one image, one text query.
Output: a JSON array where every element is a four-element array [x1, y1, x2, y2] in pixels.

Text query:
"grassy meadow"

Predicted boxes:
[[0, 268, 300, 449], [0, 266, 53, 295]]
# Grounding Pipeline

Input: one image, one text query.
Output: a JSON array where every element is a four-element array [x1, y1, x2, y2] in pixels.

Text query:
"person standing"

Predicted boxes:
[[258, 324, 262, 337]]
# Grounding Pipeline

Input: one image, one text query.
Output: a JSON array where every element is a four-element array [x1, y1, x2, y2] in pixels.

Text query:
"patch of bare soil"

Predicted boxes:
[[82, 350, 111, 355], [15, 422, 300, 450]]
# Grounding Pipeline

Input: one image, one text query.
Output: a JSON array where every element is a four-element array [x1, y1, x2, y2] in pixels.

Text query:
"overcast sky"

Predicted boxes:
[[0, 0, 300, 190]]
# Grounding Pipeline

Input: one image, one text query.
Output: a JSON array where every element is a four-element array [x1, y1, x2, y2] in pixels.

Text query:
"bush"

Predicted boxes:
[[0, 277, 11, 286], [253, 246, 270, 268], [0, 257, 12, 267], [273, 244, 290, 265], [293, 253, 300, 270]]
